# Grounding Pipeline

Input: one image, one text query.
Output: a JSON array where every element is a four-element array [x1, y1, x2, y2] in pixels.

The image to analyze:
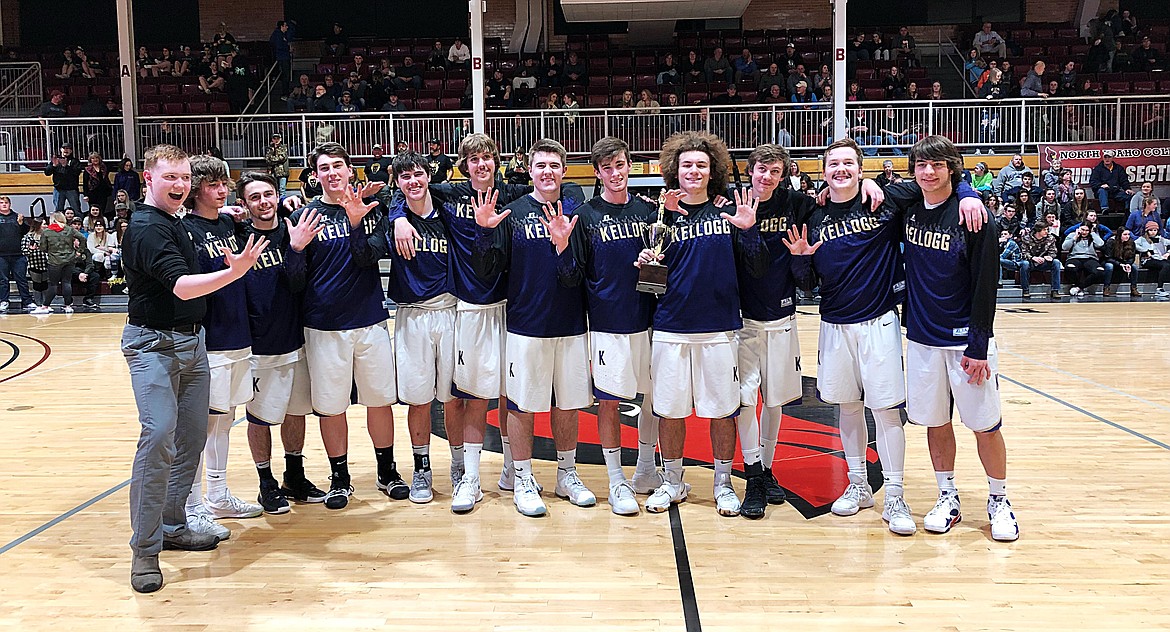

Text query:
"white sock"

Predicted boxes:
[[936, 470, 957, 493], [556, 448, 577, 473], [205, 410, 234, 501], [602, 447, 625, 486], [759, 405, 783, 469], [663, 457, 684, 485], [714, 458, 733, 479], [988, 476, 1007, 497], [636, 392, 659, 471], [187, 453, 205, 511], [513, 458, 532, 478], [838, 402, 867, 485], [736, 405, 762, 466], [463, 442, 482, 478], [871, 407, 906, 497], [450, 444, 464, 468], [501, 435, 513, 470]]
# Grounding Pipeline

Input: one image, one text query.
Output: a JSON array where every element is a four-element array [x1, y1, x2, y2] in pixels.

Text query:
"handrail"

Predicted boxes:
[[941, 33, 978, 99], [0, 62, 42, 116], [240, 61, 281, 117]]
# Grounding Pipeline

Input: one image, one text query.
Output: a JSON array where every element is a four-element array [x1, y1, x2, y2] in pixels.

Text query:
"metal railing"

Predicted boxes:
[[0, 62, 43, 117], [0, 94, 1165, 171]]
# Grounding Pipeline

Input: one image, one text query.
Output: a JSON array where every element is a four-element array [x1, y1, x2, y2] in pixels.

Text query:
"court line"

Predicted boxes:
[[0, 330, 52, 383], [1000, 348, 1170, 414], [0, 417, 248, 556], [1000, 374, 1170, 451], [668, 504, 702, 632], [0, 337, 18, 371]]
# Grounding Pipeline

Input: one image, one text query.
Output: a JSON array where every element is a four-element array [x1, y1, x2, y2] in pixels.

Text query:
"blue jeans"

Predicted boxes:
[[1096, 187, 1132, 212], [0, 254, 34, 306], [1003, 258, 1061, 291], [52, 189, 82, 213]]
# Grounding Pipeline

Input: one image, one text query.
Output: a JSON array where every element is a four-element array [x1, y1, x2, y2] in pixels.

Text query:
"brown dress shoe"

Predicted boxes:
[[1131, 286, 1143, 297], [1103, 285, 1115, 297]]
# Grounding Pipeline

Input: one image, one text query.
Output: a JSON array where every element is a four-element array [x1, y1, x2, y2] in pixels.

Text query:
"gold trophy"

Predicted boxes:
[[636, 194, 674, 295]]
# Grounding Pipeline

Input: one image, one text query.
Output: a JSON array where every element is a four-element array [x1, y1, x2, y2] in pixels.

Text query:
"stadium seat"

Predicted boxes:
[[863, 88, 885, 101]]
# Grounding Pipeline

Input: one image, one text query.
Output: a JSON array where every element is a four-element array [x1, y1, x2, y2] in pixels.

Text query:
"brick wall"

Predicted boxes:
[[1025, 0, 1080, 23], [2, 0, 21, 47], [742, 0, 831, 29], [198, 0, 284, 43], [484, 0, 517, 44]]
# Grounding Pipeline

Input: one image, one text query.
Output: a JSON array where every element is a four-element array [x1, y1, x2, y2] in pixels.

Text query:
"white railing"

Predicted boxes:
[[0, 94, 1165, 171], [0, 62, 43, 118]]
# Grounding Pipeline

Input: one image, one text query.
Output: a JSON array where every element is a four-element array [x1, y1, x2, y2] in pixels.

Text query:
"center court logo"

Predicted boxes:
[[429, 377, 887, 518]]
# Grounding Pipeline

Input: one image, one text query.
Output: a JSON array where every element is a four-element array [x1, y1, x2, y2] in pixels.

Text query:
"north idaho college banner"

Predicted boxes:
[[1040, 140, 1170, 196]]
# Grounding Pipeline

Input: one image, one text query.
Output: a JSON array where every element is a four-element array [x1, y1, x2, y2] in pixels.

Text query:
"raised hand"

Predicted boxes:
[[661, 188, 687, 215], [222, 204, 247, 222], [393, 217, 421, 260], [359, 180, 386, 199], [781, 225, 821, 256], [722, 188, 758, 229], [472, 188, 509, 229], [539, 200, 578, 254], [338, 184, 379, 228], [286, 208, 324, 252], [222, 234, 269, 275], [282, 196, 304, 213], [713, 194, 732, 208]]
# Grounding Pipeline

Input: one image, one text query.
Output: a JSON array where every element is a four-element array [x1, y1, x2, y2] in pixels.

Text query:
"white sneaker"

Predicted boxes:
[[1069, 286, 1082, 297], [204, 493, 263, 519], [882, 495, 917, 536], [1157, 289, 1170, 301], [185, 510, 231, 541], [987, 495, 1019, 542], [63, 305, 73, 314], [631, 468, 666, 494], [31, 306, 51, 315], [831, 478, 875, 516], [0, 301, 8, 312], [923, 491, 962, 533], [498, 466, 543, 493], [409, 469, 433, 504], [607, 480, 640, 516], [713, 472, 741, 517], [513, 473, 546, 517], [451, 474, 483, 513], [645, 478, 689, 513], [555, 468, 597, 507]]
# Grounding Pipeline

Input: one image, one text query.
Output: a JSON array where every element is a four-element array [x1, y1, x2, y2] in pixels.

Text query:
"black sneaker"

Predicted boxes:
[[762, 467, 787, 505], [376, 469, 410, 500], [258, 480, 290, 514], [281, 475, 327, 503], [740, 474, 768, 519], [323, 477, 353, 510]]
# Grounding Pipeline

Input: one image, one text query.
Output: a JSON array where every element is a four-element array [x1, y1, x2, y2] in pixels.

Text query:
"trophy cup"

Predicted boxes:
[[636, 195, 674, 295]]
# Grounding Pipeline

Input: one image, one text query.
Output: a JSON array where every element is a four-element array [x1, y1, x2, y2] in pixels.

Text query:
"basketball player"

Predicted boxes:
[[291, 142, 403, 510], [123, 144, 268, 593], [900, 135, 1018, 542], [236, 172, 328, 514], [386, 152, 459, 506], [472, 138, 592, 517], [556, 136, 663, 515], [638, 131, 766, 517], [182, 155, 263, 535]]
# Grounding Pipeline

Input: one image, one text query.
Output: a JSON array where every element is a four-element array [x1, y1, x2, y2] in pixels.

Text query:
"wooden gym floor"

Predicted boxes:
[[0, 304, 1168, 631]]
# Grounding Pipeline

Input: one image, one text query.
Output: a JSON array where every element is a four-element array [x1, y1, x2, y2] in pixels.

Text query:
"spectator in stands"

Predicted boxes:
[[974, 22, 1007, 59], [704, 47, 732, 84], [875, 160, 902, 188], [0, 196, 34, 312], [734, 49, 761, 83], [87, 219, 118, 276], [965, 49, 986, 86], [1065, 209, 1112, 243], [112, 190, 135, 219], [680, 49, 704, 85], [309, 84, 336, 113], [74, 47, 98, 78], [846, 81, 860, 102], [895, 26, 920, 67], [69, 216, 87, 239], [1017, 221, 1063, 299], [762, 84, 785, 104], [264, 134, 289, 195], [876, 106, 919, 155], [33, 211, 82, 313], [505, 148, 530, 186], [149, 47, 175, 78], [758, 63, 783, 95], [782, 160, 813, 192], [971, 162, 993, 194], [821, 84, 833, 103], [1104, 227, 1141, 297], [1126, 195, 1163, 236], [513, 57, 539, 91], [112, 159, 140, 202], [848, 33, 869, 62], [867, 32, 890, 61], [992, 154, 1028, 195], [1014, 190, 1037, 225], [635, 89, 661, 115], [998, 60, 1019, 97], [1089, 150, 1134, 211], [135, 46, 154, 78], [286, 74, 311, 111], [44, 143, 82, 213], [999, 204, 1022, 237], [382, 92, 406, 112], [426, 139, 453, 183], [269, 20, 295, 95], [33, 90, 67, 119], [71, 241, 102, 310], [55, 48, 79, 79], [541, 53, 563, 88], [778, 42, 800, 74], [1141, 103, 1168, 140], [1020, 61, 1048, 98], [486, 69, 511, 108], [986, 193, 1002, 217], [812, 63, 831, 97], [712, 84, 742, 106], [787, 64, 811, 96], [1063, 222, 1107, 297], [1112, 40, 1133, 72], [396, 56, 424, 90], [1130, 182, 1162, 215], [1042, 156, 1067, 191], [926, 81, 944, 100], [906, 81, 922, 100], [82, 152, 112, 216], [1056, 61, 1077, 94], [425, 40, 447, 71], [998, 226, 1025, 286], [1062, 186, 1090, 224], [1131, 36, 1161, 72], [1136, 221, 1170, 299], [563, 51, 587, 85], [1006, 171, 1042, 201], [1086, 18, 1115, 72], [341, 71, 368, 108], [1041, 210, 1061, 241], [657, 52, 680, 86], [198, 62, 226, 94], [1038, 188, 1062, 221], [449, 38, 471, 69], [790, 81, 818, 105], [883, 66, 908, 99], [322, 22, 348, 57]]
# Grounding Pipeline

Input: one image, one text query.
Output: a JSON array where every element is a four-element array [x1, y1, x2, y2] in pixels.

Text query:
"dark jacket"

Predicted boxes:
[[43, 155, 83, 191], [1088, 161, 1131, 192], [0, 210, 29, 256]]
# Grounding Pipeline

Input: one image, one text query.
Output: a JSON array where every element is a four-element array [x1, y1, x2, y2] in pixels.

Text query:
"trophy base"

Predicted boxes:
[[636, 263, 668, 295]]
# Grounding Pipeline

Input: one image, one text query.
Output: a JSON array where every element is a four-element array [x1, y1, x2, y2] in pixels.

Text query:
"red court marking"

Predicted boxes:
[[0, 331, 52, 384]]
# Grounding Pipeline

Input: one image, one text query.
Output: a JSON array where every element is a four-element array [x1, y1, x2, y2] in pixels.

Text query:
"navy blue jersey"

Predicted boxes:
[[738, 189, 815, 322], [569, 194, 657, 334], [386, 206, 452, 305], [792, 195, 905, 325], [291, 198, 389, 331], [652, 201, 769, 335], [474, 191, 588, 338], [243, 221, 307, 357], [183, 213, 252, 352], [902, 195, 998, 359]]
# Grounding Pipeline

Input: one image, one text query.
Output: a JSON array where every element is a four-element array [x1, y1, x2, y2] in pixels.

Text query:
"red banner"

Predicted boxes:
[[1040, 141, 1170, 196]]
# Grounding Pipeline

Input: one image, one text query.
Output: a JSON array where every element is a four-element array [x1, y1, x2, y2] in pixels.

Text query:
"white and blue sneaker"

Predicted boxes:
[[987, 495, 1019, 542], [924, 491, 962, 534]]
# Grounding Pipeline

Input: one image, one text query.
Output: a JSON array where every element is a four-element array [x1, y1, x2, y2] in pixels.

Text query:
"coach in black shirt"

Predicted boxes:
[[121, 144, 266, 594]]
